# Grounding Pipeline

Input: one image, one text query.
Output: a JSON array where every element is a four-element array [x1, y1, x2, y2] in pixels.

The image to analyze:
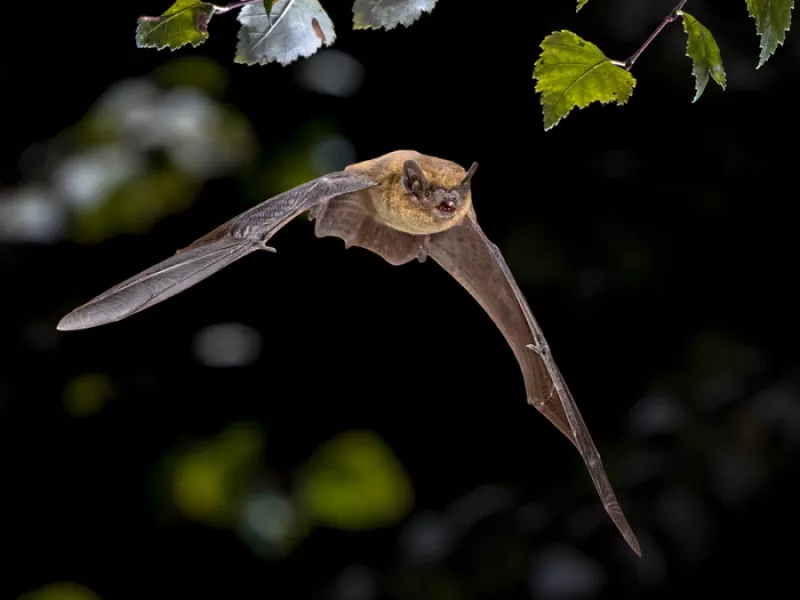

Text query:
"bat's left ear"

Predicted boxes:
[[460, 162, 478, 187], [402, 160, 428, 194]]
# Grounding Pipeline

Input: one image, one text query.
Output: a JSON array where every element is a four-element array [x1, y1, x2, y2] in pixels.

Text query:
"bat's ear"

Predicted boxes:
[[460, 162, 478, 187], [402, 160, 428, 194]]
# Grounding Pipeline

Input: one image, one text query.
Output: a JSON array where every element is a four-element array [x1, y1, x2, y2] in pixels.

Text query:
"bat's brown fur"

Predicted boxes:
[[346, 150, 473, 235]]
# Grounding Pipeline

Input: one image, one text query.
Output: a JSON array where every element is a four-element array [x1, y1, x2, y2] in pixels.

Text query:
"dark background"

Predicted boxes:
[[4, 0, 800, 598]]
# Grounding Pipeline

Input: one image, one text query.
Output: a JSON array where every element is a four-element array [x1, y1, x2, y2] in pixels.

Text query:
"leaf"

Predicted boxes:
[[533, 30, 636, 131], [236, 0, 336, 66], [171, 423, 265, 526], [746, 0, 794, 68], [352, 0, 439, 30], [680, 11, 727, 102], [298, 429, 413, 530], [17, 583, 102, 600], [577, 0, 590, 11], [136, 0, 215, 50], [63, 373, 116, 417]]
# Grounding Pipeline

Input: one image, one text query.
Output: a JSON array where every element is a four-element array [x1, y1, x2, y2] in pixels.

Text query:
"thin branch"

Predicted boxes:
[[138, 1, 262, 23], [623, 0, 689, 70], [212, 0, 263, 14]]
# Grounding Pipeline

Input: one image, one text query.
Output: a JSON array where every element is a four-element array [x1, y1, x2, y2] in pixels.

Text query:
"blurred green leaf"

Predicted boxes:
[[746, 0, 794, 68], [70, 169, 198, 245], [533, 31, 636, 130], [17, 583, 102, 600], [680, 11, 726, 102], [171, 422, 265, 526], [136, 0, 215, 51], [62, 373, 116, 417], [235, 0, 336, 66], [299, 429, 413, 530], [577, 0, 589, 10], [152, 56, 229, 97], [352, 0, 439, 30]]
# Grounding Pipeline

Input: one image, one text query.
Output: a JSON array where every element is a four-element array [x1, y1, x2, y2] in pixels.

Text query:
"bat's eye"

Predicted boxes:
[[424, 190, 430, 198]]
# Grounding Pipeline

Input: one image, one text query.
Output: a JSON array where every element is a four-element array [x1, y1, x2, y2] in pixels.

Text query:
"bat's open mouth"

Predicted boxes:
[[437, 201, 456, 213]]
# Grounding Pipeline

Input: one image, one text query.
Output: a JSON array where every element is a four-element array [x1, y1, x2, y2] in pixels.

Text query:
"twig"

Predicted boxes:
[[623, 0, 690, 70], [211, 1, 263, 14], [138, 1, 263, 23]]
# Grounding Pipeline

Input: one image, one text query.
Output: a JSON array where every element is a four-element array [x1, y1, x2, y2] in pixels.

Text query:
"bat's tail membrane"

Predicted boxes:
[[57, 238, 262, 331]]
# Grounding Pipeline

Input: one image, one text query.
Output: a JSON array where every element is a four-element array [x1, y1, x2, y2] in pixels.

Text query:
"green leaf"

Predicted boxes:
[[170, 423, 265, 526], [136, 0, 215, 50], [63, 373, 116, 417], [533, 30, 636, 131], [746, 0, 794, 68], [17, 583, 102, 600], [680, 11, 727, 102], [235, 0, 336, 66], [298, 429, 413, 530], [352, 0, 439, 30], [577, 0, 590, 10]]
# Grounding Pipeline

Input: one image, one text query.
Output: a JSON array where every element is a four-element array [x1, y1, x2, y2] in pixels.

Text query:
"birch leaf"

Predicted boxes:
[[352, 0, 439, 30], [680, 11, 727, 102], [136, 0, 215, 50], [746, 0, 794, 68], [533, 30, 636, 131], [236, 0, 336, 66]]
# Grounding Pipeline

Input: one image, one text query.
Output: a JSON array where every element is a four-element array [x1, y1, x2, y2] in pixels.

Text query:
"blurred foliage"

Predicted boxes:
[[16, 583, 102, 600], [0, 56, 256, 245], [163, 422, 264, 527], [150, 423, 413, 559], [298, 429, 414, 530], [62, 373, 117, 417]]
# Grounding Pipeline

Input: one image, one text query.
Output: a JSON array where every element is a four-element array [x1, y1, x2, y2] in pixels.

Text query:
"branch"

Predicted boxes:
[[211, 1, 263, 14], [137, 1, 262, 24], [622, 0, 690, 71]]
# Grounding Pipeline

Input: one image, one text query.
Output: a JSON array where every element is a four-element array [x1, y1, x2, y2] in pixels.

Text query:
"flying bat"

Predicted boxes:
[[57, 150, 641, 556]]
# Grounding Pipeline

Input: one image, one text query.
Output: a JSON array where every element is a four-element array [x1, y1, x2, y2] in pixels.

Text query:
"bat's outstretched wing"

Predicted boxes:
[[57, 172, 377, 331], [425, 212, 641, 556]]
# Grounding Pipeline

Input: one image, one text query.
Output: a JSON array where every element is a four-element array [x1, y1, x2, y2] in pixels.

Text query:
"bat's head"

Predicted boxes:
[[402, 159, 478, 220]]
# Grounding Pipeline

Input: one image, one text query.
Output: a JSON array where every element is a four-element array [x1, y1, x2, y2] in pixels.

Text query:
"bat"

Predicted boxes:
[[57, 150, 641, 556]]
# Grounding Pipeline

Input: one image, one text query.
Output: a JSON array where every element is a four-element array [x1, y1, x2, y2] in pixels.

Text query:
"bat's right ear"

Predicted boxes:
[[402, 160, 428, 194]]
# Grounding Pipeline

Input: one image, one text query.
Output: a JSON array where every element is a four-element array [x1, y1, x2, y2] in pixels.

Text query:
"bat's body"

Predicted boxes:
[[57, 150, 641, 556]]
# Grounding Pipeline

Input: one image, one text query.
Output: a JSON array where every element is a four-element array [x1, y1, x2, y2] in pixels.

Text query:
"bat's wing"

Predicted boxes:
[[310, 193, 425, 265], [425, 211, 641, 556], [57, 172, 377, 331]]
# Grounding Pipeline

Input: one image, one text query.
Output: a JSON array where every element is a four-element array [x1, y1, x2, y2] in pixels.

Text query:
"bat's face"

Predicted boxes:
[[402, 160, 478, 221]]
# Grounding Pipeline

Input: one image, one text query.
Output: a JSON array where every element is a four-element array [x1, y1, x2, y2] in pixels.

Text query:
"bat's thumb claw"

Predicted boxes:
[[257, 241, 277, 253]]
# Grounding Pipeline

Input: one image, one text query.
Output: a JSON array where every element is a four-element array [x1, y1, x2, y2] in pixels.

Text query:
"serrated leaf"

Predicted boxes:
[[136, 0, 215, 50], [680, 11, 727, 102], [577, 0, 590, 10], [236, 0, 336, 66], [352, 0, 438, 30], [533, 30, 636, 131], [746, 0, 794, 68]]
